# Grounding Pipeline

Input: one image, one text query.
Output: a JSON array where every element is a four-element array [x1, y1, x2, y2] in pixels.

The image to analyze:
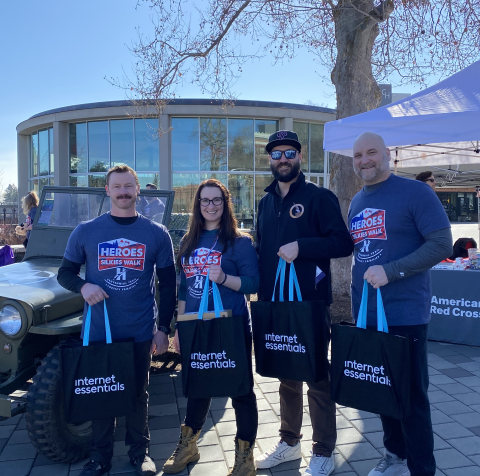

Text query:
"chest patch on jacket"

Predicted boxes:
[[290, 203, 304, 218]]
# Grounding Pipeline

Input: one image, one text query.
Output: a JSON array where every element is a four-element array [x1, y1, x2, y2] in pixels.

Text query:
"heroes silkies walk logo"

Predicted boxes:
[[183, 247, 222, 298], [350, 208, 387, 263], [98, 238, 146, 291]]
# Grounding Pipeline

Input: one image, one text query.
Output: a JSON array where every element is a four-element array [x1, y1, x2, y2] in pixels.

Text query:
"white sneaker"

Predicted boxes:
[[255, 440, 302, 469], [368, 450, 410, 475], [305, 453, 335, 476]]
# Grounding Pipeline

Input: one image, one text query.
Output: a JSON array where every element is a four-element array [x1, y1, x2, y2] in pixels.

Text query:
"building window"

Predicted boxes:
[[69, 118, 160, 188], [292, 121, 325, 173], [172, 117, 296, 226], [29, 127, 54, 196]]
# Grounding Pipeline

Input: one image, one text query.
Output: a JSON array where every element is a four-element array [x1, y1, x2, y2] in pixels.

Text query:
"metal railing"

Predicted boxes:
[[0, 207, 17, 225]]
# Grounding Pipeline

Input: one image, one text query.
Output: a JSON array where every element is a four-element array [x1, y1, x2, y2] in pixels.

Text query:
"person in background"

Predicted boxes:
[[350, 132, 452, 476], [21, 191, 39, 248], [144, 183, 165, 221], [415, 171, 436, 190], [164, 179, 259, 476]]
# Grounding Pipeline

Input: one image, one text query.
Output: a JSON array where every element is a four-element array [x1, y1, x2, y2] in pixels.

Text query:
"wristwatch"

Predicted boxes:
[[158, 326, 170, 336]]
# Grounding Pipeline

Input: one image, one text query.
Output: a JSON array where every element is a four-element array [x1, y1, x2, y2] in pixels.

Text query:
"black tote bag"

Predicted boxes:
[[251, 259, 328, 383], [61, 301, 137, 423], [177, 270, 251, 399], [331, 280, 412, 419]]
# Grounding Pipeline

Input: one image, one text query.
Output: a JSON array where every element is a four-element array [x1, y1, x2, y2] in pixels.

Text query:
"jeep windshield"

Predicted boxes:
[[25, 187, 174, 260], [36, 189, 171, 229]]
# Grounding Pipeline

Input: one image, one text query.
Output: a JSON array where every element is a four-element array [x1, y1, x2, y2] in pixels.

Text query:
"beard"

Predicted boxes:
[[271, 160, 301, 183]]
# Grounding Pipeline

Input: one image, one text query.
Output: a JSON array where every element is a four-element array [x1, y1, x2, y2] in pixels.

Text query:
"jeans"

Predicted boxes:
[[90, 339, 152, 463], [278, 307, 336, 457], [378, 324, 435, 476], [184, 318, 258, 445]]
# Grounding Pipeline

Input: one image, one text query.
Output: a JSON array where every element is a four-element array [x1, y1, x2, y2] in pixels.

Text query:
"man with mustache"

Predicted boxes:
[[255, 131, 353, 476], [58, 165, 176, 476], [349, 132, 452, 476]]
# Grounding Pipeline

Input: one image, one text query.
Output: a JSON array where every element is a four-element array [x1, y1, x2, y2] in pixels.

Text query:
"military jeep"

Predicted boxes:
[[0, 186, 174, 462]]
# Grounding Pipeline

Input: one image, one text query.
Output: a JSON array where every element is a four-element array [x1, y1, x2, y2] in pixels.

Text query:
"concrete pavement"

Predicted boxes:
[[3, 341, 480, 475]]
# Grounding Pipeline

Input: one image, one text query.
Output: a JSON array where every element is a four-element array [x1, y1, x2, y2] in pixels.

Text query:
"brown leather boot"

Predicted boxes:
[[227, 438, 257, 476], [162, 424, 201, 473]]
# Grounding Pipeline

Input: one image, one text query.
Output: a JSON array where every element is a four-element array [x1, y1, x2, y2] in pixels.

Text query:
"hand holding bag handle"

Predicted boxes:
[[83, 300, 112, 346], [356, 279, 389, 333], [197, 269, 225, 320], [271, 258, 302, 302]]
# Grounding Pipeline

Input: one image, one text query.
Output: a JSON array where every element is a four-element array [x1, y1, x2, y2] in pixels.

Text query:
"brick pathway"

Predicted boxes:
[[2, 340, 480, 475]]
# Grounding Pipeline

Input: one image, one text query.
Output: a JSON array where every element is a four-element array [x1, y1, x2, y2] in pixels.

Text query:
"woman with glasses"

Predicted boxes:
[[163, 179, 259, 476]]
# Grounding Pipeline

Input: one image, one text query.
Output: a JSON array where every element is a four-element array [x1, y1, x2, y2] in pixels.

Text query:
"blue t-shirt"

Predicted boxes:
[[144, 198, 165, 220], [181, 231, 259, 317], [348, 174, 450, 327], [26, 206, 37, 239], [64, 213, 174, 342]]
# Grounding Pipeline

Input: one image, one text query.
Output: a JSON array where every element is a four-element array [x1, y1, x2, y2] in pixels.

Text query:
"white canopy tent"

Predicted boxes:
[[323, 61, 480, 173]]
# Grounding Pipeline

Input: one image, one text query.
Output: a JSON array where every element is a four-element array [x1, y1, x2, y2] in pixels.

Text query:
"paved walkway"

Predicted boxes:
[[3, 341, 480, 475]]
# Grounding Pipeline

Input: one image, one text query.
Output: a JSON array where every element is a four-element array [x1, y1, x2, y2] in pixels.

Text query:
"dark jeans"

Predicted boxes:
[[185, 389, 258, 445], [380, 324, 435, 476], [184, 319, 258, 445], [90, 339, 152, 463], [279, 307, 336, 457]]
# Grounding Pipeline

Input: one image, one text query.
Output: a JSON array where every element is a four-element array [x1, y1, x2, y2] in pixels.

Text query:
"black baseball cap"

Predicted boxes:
[[265, 130, 302, 153]]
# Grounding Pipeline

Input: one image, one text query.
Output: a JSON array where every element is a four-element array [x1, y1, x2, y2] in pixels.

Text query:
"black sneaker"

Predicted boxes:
[[131, 454, 156, 476], [80, 460, 112, 476]]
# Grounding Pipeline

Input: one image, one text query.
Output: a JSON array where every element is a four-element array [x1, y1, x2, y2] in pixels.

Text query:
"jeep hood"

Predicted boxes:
[[0, 259, 84, 312]]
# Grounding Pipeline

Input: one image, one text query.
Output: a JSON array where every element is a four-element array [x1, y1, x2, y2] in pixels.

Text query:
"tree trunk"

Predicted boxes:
[[329, 0, 383, 297]]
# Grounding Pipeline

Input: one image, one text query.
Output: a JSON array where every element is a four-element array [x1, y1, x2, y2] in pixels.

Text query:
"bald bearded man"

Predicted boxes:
[[348, 133, 452, 476]]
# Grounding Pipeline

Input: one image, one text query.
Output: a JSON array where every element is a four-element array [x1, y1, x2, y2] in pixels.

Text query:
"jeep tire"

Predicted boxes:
[[25, 344, 92, 462]]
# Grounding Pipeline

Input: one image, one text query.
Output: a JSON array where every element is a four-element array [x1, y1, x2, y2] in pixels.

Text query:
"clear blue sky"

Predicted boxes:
[[0, 0, 421, 189]]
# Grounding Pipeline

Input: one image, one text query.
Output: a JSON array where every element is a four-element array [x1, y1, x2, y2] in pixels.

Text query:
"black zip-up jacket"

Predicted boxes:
[[256, 172, 354, 305]]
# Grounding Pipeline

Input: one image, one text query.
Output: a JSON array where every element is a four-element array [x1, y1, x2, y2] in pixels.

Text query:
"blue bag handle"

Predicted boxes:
[[83, 300, 112, 346], [197, 269, 225, 320], [272, 258, 286, 301], [288, 262, 303, 302], [356, 279, 388, 333], [272, 258, 302, 302]]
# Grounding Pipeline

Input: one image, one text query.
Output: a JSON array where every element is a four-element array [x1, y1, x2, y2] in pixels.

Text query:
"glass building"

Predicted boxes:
[[17, 99, 336, 226]]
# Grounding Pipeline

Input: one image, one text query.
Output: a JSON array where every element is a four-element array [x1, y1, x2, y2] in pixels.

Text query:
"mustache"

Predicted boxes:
[[115, 194, 133, 199]]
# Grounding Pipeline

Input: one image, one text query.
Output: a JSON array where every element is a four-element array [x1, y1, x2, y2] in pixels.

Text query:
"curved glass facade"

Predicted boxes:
[[28, 113, 327, 229], [69, 118, 160, 188], [29, 128, 54, 195], [172, 118, 326, 227]]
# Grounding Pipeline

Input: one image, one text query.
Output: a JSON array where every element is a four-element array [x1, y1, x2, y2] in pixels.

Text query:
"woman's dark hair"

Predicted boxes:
[[176, 179, 249, 268]]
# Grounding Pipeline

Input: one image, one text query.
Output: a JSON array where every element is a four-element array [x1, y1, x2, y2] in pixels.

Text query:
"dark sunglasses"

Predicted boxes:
[[199, 197, 224, 207], [425, 178, 436, 183], [269, 149, 298, 160]]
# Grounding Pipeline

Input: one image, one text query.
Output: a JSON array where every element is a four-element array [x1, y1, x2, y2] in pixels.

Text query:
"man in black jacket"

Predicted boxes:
[[255, 131, 353, 476]]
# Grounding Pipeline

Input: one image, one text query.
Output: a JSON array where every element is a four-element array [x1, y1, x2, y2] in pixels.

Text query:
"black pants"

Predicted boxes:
[[184, 321, 258, 445], [90, 339, 152, 463], [380, 324, 435, 476], [279, 307, 336, 456]]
